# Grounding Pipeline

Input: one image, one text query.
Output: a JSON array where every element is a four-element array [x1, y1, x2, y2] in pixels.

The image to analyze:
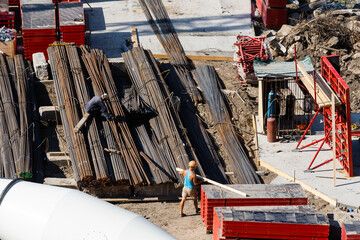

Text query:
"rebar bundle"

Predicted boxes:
[[14, 55, 32, 175], [0, 54, 37, 179], [0, 54, 20, 175], [195, 65, 261, 184], [48, 46, 93, 184], [66, 45, 110, 184], [164, 64, 229, 184], [80, 46, 150, 185], [123, 47, 203, 184], [139, 0, 202, 103]]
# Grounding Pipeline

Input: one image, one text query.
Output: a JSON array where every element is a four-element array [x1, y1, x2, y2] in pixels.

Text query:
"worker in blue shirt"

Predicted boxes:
[[178, 161, 205, 217], [86, 93, 113, 120]]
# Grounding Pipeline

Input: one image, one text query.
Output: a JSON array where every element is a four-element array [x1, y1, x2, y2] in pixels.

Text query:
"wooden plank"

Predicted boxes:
[[153, 54, 233, 62], [259, 160, 337, 206], [176, 167, 248, 197], [332, 94, 336, 187], [131, 27, 139, 48], [74, 113, 90, 133], [258, 79, 265, 133], [252, 115, 260, 166], [297, 62, 341, 108]]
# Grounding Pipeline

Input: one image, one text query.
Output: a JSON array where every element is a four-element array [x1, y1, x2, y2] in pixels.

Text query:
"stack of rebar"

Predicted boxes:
[[139, 0, 201, 103], [48, 45, 93, 184], [122, 47, 204, 184], [0, 54, 37, 180], [66, 45, 110, 184], [80, 46, 151, 186], [195, 65, 261, 184]]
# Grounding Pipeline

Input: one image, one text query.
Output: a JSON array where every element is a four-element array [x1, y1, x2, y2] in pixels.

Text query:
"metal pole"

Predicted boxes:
[[332, 94, 336, 187]]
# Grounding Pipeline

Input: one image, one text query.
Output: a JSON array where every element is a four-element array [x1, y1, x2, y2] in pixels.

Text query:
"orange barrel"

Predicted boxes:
[[267, 117, 277, 142]]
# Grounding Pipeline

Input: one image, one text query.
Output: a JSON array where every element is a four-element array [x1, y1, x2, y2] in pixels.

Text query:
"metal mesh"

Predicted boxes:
[[263, 77, 312, 137]]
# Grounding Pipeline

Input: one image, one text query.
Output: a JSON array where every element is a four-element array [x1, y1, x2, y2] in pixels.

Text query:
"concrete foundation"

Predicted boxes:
[[84, 184, 132, 198], [133, 183, 182, 197], [46, 152, 71, 167], [33, 52, 49, 80], [39, 106, 61, 122], [44, 177, 77, 189], [257, 114, 360, 208]]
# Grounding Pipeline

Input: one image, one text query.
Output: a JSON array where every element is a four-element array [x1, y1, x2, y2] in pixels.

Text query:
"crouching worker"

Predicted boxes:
[[178, 161, 206, 217], [86, 93, 113, 121]]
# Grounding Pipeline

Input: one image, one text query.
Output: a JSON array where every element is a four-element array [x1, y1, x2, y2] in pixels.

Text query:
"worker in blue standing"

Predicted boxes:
[[86, 93, 113, 121], [178, 161, 205, 217]]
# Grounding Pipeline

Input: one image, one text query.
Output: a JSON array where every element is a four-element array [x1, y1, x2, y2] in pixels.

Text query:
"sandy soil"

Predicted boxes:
[[118, 201, 212, 240]]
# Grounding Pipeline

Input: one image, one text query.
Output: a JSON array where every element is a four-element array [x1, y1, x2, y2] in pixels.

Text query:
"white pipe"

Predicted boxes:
[[0, 179, 176, 240]]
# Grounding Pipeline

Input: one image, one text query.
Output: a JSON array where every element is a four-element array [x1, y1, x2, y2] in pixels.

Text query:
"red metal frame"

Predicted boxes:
[[234, 36, 269, 78], [295, 55, 353, 177], [321, 55, 353, 177]]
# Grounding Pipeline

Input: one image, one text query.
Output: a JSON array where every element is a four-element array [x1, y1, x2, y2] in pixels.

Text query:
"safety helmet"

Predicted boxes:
[[188, 161, 196, 168], [101, 93, 109, 100]]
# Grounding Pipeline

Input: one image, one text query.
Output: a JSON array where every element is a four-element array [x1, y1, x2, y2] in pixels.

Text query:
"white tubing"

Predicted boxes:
[[0, 179, 176, 240]]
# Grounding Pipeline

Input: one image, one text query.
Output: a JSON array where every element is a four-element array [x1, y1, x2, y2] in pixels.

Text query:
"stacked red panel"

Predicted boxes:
[[264, 0, 287, 8], [213, 206, 329, 240], [201, 184, 307, 232], [256, 0, 287, 28], [8, 0, 20, 5], [342, 221, 360, 240], [59, 2, 85, 46], [0, 11, 15, 28], [21, 0, 56, 60]]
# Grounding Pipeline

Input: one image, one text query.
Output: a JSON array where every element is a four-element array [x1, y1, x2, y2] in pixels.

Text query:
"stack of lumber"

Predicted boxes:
[[201, 184, 307, 232], [297, 62, 341, 108], [342, 221, 360, 240], [213, 206, 329, 240]]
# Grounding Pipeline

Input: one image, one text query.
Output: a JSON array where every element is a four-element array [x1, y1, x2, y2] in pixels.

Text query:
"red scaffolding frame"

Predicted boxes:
[[295, 55, 353, 177]]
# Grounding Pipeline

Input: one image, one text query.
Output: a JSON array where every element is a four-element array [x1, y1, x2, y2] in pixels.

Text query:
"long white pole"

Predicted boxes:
[[176, 167, 247, 197]]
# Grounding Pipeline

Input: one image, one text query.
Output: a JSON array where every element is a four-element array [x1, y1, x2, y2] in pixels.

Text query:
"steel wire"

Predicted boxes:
[[195, 65, 261, 184]]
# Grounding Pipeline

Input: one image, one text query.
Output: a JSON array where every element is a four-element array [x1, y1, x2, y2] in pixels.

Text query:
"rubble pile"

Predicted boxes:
[[266, 10, 360, 105]]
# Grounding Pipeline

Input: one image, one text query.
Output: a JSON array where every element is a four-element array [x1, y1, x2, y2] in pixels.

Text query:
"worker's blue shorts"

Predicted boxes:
[[182, 187, 196, 198]]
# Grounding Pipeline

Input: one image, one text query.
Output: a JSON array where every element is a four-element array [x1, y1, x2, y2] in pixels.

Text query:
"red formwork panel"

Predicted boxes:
[[216, 206, 329, 239], [264, 0, 287, 8], [321, 55, 353, 177], [233, 35, 269, 78], [9, 0, 20, 5], [256, 0, 287, 28], [0, 11, 15, 28], [201, 184, 307, 231], [342, 222, 360, 240], [58, 2, 85, 46]]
